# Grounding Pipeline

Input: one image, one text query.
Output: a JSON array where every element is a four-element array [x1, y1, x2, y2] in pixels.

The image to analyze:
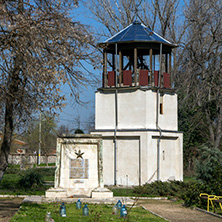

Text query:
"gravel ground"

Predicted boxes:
[[137, 199, 222, 222]]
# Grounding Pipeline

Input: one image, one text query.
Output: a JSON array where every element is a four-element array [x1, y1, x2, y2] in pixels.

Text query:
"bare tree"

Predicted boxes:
[[57, 124, 70, 136], [86, 0, 222, 173], [87, 0, 186, 38], [84, 0, 222, 175], [0, 0, 96, 181], [22, 114, 57, 155], [178, 0, 222, 149], [86, 0, 187, 76]]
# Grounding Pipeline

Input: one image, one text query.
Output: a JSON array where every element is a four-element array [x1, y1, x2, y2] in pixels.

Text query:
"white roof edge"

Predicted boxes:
[[141, 23, 174, 45], [152, 30, 173, 45]]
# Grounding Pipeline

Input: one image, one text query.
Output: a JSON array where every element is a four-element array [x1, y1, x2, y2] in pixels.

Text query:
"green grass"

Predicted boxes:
[[183, 176, 197, 183], [11, 203, 166, 222], [110, 188, 156, 197], [35, 163, 56, 167], [43, 175, 54, 181], [8, 164, 20, 169], [0, 174, 21, 190], [0, 167, 55, 195], [111, 188, 135, 197], [0, 190, 48, 195]]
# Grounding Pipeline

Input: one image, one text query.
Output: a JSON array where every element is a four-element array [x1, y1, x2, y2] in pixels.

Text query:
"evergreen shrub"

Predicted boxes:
[[18, 169, 44, 190], [133, 180, 187, 198], [183, 145, 222, 208]]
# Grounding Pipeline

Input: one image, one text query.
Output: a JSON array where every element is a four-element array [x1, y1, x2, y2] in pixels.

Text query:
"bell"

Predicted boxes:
[[120, 205, 127, 218], [83, 204, 89, 216], [59, 202, 66, 217], [76, 199, 81, 209]]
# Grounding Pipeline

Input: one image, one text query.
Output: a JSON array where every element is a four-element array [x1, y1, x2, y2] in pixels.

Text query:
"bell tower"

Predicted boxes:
[[93, 21, 183, 186]]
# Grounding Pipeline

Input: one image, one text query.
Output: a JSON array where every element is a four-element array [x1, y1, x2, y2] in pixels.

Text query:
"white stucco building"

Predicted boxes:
[[92, 21, 183, 186]]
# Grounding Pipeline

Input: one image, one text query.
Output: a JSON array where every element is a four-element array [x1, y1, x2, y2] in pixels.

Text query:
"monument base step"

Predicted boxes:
[[45, 187, 67, 198], [91, 187, 113, 199]]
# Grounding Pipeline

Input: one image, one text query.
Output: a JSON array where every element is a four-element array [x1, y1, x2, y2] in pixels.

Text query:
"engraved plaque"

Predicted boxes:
[[74, 180, 84, 183], [70, 159, 89, 179]]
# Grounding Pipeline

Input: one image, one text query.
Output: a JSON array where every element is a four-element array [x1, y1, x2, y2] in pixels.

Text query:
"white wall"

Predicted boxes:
[[92, 130, 183, 186], [117, 137, 140, 186], [102, 137, 140, 186], [94, 88, 183, 186], [59, 143, 99, 196], [159, 93, 178, 130], [102, 138, 115, 185], [95, 91, 115, 130], [55, 136, 103, 197], [95, 89, 178, 131], [118, 90, 147, 129]]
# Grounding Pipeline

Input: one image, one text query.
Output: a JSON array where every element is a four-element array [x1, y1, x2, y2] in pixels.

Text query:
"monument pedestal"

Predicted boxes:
[[45, 134, 113, 199], [91, 187, 113, 199], [45, 187, 67, 198]]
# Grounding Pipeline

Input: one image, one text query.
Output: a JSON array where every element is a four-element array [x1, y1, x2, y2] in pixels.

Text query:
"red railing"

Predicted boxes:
[[139, 70, 149, 86], [105, 70, 170, 89], [108, 71, 115, 86], [123, 70, 132, 86]]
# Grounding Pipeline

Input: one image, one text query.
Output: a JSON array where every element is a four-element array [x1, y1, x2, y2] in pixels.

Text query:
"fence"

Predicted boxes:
[[8, 153, 56, 165]]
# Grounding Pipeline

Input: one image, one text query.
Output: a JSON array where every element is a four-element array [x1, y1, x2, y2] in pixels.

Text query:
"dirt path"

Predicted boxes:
[[137, 199, 222, 222], [0, 198, 23, 222]]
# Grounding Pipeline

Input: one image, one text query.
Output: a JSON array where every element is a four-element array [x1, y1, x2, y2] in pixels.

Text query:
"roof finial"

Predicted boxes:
[[133, 20, 141, 25]]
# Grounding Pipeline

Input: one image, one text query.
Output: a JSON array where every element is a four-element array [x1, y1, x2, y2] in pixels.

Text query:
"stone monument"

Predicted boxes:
[[45, 134, 113, 198]]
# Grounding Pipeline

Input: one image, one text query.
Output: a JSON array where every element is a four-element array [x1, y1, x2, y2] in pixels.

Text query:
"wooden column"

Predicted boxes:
[[149, 48, 153, 86], [134, 48, 137, 85], [169, 52, 172, 88], [119, 50, 122, 85], [112, 53, 115, 71], [165, 54, 168, 73], [169, 52, 172, 75], [103, 50, 107, 87]]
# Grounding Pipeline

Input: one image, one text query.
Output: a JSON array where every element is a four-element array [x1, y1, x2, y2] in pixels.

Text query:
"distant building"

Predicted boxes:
[[0, 132, 27, 154]]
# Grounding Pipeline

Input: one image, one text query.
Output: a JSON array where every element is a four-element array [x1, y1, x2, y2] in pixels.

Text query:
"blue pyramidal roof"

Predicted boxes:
[[102, 21, 177, 47]]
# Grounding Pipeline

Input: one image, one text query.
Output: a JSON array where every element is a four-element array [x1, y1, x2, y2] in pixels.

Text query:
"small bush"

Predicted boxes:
[[0, 174, 21, 190], [18, 169, 44, 190], [181, 182, 212, 207], [5, 168, 21, 174], [133, 180, 187, 198], [196, 145, 222, 183], [33, 168, 55, 176], [183, 144, 222, 208]]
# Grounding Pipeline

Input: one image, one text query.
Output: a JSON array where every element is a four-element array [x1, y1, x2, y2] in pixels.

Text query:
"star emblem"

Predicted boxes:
[[75, 149, 84, 159]]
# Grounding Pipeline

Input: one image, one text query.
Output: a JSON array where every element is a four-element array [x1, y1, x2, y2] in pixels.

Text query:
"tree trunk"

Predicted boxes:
[[0, 99, 14, 183], [0, 55, 21, 183], [214, 102, 222, 150]]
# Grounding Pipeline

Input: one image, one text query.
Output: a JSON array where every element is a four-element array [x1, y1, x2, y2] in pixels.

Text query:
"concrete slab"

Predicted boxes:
[[23, 195, 42, 204], [41, 196, 134, 205]]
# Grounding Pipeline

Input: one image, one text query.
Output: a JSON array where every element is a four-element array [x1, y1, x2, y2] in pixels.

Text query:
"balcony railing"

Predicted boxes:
[[103, 70, 171, 89]]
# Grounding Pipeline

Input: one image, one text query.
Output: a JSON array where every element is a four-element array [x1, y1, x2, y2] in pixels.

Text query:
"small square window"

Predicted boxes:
[[160, 103, 163, 114], [160, 94, 163, 114]]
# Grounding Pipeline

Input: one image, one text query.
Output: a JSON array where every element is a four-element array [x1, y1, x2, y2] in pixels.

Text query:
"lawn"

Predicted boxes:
[[110, 188, 157, 197], [11, 203, 166, 222], [0, 167, 55, 195]]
